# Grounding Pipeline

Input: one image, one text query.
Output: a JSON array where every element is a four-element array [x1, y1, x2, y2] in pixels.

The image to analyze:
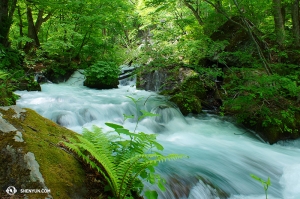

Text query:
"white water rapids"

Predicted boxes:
[[15, 72, 300, 199]]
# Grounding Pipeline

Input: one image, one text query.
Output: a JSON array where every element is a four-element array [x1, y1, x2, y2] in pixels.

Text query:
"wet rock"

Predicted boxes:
[[83, 78, 119, 89]]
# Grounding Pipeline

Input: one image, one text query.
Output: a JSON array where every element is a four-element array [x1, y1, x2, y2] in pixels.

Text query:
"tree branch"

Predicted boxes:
[[183, 0, 203, 26]]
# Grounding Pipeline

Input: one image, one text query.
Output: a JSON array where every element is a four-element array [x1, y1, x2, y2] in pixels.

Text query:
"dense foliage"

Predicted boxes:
[[1, 1, 299, 138], [84, 61, 120, 89], [1, 0, 300, 197]]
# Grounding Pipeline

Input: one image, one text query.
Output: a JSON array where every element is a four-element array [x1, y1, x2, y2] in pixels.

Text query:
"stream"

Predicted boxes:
[[15, 72, 300, 199]]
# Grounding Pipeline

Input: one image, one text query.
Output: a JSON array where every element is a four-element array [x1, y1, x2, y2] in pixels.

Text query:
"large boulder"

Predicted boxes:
[[137, 65, 221, 115], [0, 106, 102, 198]]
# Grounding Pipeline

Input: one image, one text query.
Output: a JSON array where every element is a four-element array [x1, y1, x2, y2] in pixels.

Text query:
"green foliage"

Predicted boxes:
[[0, 70, 18, 106], [250, 174, 271, 199], [84, 61, 120, 86], [64, 124, 186, 199], [65, 96, 186, 198], [0, 44, 23, 71], [223, 68, 300, 135]]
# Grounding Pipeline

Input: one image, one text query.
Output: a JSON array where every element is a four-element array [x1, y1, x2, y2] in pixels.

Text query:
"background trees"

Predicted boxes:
[[1, 0, 299, 141]]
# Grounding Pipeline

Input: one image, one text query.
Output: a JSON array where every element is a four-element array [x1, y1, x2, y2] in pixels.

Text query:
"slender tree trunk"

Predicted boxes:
[[24, 6, 40, 52], [0, 0, 17, 47], [17, 6, 24, 49], [35, 10, 51, 33], [0, 0, 9, 47], [273, 0, 285, 46], [24, 6, 51, 53], [291, 0, 300, 46], [215, 0, 222, 13], [183, 0, 204, 26]]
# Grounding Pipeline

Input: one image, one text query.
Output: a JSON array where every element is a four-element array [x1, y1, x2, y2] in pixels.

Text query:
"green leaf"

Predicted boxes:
[[126, 95, 142, 103], [145, 190, 158, 199], [140, 170, 148, 179], [140, 110, 159, 117], [266, 177, 271, 186], [138, 110, 159, 120], [115, 128, 136, 137], [147, 165, 155, 173], [152, 141, 164, 151], [158, 180, 166, 191], [250, 174, 262, 182], [123, 114, 135, 120], [105, 122, 124, 130]]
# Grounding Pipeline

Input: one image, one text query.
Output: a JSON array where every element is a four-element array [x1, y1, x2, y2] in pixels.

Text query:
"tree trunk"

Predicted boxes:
[[35, 10, 51, 34], [273, 0, 285, 46], [24, 6, 51, 53], [183, 0, 203, 26], [17, 6, 24, 49], [0, 0, 17, 47], [24, 6, 40, 53], [291, 0, 300, 46], [0, 0, 9, 47]]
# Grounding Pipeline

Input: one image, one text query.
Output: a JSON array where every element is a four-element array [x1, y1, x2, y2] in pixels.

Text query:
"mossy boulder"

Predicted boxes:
[[138, 65, 219, 115], [170, 94, 202, 115], [0, 106, 103, 198], [168, 73, 205, 115]]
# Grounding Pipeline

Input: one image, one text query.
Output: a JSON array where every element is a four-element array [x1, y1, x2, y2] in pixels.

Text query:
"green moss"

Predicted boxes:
[[170, 93, 202, 115], [0, 108, 86, 198], [162, 73, 205, 115], [181, 75, 206, 99]]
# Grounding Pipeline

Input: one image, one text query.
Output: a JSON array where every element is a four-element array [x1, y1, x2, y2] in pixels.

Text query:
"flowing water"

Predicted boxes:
[[15, 72, 300, 199]]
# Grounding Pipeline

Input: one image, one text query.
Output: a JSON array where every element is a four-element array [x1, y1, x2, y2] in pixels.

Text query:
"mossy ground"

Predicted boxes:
[[0, 107, 107, 199]]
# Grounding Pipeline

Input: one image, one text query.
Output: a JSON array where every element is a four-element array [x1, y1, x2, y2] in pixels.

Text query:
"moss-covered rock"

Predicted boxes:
[[138, 66, 211, 115], [170, 93, 202, 115], [0, 106, 103, 198]]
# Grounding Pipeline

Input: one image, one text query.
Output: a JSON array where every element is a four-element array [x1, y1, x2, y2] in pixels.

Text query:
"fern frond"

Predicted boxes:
[[64, 124, 187, 199]]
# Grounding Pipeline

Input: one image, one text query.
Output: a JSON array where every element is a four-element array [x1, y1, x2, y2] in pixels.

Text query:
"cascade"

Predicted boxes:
[[15, 71, 300, 199]]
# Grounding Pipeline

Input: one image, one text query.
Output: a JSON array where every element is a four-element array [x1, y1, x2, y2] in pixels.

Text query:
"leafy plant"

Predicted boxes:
[[250, 174, 271, 199], [0, 44, 23, 71], [0, 70, 18, 106], [223, 68, 300, 137], [64, 97, 187, 199], [84, 61, 120, 86]]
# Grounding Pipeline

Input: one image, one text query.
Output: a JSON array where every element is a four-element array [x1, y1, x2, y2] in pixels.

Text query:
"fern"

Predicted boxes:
[[64, 97, 187, 198], [64, 125, 187, 199]]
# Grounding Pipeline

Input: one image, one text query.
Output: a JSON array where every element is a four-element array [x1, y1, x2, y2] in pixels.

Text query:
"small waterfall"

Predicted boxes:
[[34, 72, 52, 83], [64, 70, 85, 86], [119, 65, 137, 86]]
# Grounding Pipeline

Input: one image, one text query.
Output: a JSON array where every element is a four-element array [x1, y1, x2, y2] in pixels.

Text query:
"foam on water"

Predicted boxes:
[[15, 75, 300, 199]]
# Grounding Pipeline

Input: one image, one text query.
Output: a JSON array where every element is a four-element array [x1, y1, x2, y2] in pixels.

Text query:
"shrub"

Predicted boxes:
[[84, 61, 120, 89]]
